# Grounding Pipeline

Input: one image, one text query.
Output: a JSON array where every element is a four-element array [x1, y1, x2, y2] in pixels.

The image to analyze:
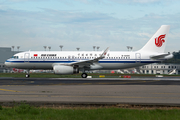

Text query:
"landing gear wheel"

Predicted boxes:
[[26, 74, 30, 78], [26, 69, 30, 78], [81, 73, 87, 78]]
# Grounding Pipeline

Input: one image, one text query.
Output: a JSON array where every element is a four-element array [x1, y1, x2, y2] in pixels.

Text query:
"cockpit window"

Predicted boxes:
[[12, 56, 19, 59]]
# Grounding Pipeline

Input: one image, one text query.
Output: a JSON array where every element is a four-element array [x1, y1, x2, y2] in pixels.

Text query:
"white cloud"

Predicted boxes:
[[0, 0, 180, 53], [109, 0, 176, 4]]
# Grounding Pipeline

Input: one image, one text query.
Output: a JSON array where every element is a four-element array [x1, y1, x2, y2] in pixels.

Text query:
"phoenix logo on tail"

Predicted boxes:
[[155, 34, 166, 47]]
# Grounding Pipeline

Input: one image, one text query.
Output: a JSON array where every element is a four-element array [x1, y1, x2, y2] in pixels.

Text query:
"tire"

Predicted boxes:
[[81, 73, 87, 78], [26, 74, 30, 78]]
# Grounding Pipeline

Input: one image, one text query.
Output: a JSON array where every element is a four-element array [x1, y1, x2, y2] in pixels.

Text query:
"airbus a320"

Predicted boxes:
[[5, 25, 173, 78]]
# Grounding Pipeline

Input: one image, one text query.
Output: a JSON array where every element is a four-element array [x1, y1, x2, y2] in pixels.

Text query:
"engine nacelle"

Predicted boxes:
[[53, 65, 79, 75]]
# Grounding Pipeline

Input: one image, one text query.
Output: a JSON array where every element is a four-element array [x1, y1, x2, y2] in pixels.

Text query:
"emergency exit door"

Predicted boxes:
[[24, 53, 30, 62], [135, 53, 141, 63]]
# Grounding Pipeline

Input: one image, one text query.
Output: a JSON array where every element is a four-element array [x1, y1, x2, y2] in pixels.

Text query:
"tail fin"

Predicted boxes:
[[139, 25, 170, 53]]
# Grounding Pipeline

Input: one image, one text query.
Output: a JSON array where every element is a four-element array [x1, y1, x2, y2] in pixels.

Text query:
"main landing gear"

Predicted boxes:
[[25, 69, 88, 78], [81, 73, 87, 78]]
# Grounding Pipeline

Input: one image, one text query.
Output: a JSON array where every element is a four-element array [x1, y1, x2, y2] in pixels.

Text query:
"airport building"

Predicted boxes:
[[0, 47, 20, 73], [139, 63, 180, 75]]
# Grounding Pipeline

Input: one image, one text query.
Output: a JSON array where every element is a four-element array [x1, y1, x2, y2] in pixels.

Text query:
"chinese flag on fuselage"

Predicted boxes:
[[34, 54, 38, 57]]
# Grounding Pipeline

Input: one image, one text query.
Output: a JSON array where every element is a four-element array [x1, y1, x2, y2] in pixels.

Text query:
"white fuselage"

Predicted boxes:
[[5, 50, 166, 71]]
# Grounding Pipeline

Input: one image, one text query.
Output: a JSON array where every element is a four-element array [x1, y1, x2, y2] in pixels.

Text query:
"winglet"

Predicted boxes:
[[69, 47, 110, 66], [99, 47, 109, 59]]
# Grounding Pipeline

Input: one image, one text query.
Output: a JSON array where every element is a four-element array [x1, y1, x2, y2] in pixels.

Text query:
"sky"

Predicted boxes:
[[0, 0, 180, 52]]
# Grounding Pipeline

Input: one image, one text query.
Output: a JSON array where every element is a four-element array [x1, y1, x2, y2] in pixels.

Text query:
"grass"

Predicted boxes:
[[0, 73, 179, 78], [0, 103, 180, 120], [0, 73, 80, 78]]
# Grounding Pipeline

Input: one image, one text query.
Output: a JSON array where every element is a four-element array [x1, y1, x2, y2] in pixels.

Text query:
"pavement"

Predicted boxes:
[[0, 77, 180, 107]]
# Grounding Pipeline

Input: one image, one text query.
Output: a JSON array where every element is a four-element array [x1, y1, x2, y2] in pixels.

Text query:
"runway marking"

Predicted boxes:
[[0, 88, 21, 92]]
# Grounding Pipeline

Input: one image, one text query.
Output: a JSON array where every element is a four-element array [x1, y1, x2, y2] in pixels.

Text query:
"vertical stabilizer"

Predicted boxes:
[[139, 25, 170, 53]]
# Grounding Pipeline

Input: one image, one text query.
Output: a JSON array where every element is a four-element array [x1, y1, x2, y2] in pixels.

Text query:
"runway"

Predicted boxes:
[[1, 77, 180, 85], [1, 77, 180, 107]]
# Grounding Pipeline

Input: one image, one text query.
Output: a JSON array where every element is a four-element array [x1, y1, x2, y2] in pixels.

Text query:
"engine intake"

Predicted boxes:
[[53, 65, 79, 75]]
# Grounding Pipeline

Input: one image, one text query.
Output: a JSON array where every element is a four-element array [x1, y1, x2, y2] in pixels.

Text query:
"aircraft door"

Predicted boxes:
[[24, 53, 30, 62], [68, 56, 75, 61], [68, 56, 71, 61], [135, 53, 141, 63], [72, 56, 75, 61]]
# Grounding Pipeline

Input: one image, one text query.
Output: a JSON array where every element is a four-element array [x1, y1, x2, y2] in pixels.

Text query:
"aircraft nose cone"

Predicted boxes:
[[4, 61, 11, 67], [4, 61, 8, 67]]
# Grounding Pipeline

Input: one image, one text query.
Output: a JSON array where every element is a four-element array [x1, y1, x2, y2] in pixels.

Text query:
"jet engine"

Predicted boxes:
[[53, 65, 79, 75]]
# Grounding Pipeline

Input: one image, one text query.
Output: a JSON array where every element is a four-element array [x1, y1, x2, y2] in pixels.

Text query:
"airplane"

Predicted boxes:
[[5, 25, 173, 78]]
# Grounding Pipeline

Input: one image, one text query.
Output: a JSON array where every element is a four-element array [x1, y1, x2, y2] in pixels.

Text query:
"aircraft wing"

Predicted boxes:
[[69, 47, 109, 67], [150, 53, 170, 59]]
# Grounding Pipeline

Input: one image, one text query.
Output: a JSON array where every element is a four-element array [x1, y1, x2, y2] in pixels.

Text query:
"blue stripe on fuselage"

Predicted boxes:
[[5, 59, 160, 64]]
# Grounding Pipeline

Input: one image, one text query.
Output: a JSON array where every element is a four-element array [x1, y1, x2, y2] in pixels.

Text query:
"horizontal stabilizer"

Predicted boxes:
[[150, 53, 171, 59]]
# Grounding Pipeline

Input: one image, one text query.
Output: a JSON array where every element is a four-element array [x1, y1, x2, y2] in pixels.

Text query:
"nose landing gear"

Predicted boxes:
[[26, 74, 30, 78], [25, 70, 30, 78]]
